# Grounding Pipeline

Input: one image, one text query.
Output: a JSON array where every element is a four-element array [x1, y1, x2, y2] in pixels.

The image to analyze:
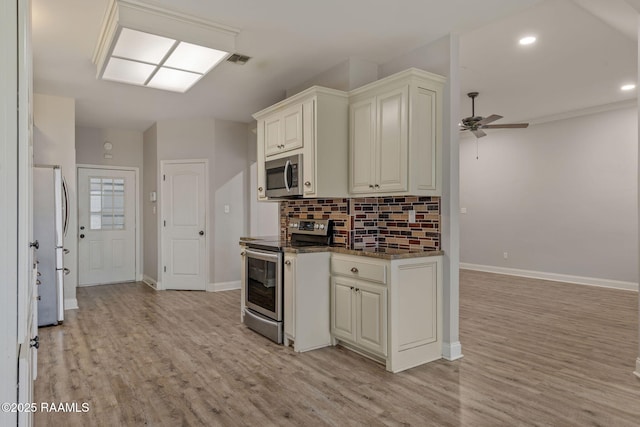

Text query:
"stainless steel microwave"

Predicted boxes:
[[265, 154, 303, 197]]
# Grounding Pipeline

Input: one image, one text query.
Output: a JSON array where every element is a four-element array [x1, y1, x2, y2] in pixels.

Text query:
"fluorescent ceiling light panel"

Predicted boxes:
[[93, 0, 239, 93], [102, 57, 156, 85], [519, 36, 537, 45], [113, 28, 176, 64], [164, 42, 229, 73], [147, 67, 202, 92]]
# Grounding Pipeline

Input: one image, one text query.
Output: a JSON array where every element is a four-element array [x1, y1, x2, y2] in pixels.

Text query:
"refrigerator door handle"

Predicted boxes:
[[62, 177, 70, 237]]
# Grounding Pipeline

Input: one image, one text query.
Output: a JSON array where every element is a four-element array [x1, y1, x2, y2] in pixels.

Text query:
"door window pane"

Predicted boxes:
[[89, 177, 126, 230]]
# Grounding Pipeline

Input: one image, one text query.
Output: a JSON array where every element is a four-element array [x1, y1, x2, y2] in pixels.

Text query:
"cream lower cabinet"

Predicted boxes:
[[331, 253, 443, 373], [283, 251, 332, 352], [331, 276, 387, 357]]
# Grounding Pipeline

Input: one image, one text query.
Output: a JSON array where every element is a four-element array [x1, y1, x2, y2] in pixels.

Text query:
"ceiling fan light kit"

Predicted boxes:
[[459, 91, 529, 139]]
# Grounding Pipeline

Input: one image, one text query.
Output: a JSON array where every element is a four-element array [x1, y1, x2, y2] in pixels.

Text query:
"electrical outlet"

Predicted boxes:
[[503, 252, 508, 260]]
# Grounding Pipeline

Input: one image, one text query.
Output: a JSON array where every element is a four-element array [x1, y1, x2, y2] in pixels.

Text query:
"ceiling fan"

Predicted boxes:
[[460, 92, 529, 138]]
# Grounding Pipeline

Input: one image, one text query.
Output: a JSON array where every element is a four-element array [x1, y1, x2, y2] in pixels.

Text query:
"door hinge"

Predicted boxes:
[[163, 220, 166, 227], [164, 266, 166, 273], [163, 174, 166, 181]]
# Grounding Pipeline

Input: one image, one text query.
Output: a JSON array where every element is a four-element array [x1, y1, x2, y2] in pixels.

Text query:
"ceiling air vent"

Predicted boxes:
[[227, 53, 251, 65]]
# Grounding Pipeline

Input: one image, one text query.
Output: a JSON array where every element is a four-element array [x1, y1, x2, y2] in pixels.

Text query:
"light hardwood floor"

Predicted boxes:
[[35, 270, 640, 426]]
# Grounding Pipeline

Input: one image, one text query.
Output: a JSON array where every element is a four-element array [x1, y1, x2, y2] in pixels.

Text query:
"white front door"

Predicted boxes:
[[161, 160, 207, 291], [77, 167, 136, 285]]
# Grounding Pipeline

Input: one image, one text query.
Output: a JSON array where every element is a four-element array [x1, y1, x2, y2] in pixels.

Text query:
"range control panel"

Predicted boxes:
[[288, 218, 331, 236]]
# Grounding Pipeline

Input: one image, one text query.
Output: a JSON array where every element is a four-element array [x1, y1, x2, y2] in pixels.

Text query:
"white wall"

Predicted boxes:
[[147, 117, 250, 288], [285, 57, 379, 97], [0, 0, 19, 417], [460, 106, 638, 285], [76, 127, 143, 168], [33, 93, 78, 309], [143, 124, 158, 282]]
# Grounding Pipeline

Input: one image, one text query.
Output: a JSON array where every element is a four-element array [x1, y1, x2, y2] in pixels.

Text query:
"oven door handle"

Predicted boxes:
[[284, 160, 291, 192], [245, 248, 281, 263]]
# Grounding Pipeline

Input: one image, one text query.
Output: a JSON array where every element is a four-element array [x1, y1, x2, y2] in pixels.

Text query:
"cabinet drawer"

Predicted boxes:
[[331, 256, 387, 284]]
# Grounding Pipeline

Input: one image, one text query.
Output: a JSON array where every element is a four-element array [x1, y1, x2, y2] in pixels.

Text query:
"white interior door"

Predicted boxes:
[[78, 167, 136, 285], [161, 161, 207, 291]]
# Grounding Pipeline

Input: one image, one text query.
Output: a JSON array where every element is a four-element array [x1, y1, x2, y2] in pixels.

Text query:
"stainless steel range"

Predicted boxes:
[[242, 218, 333, 343]]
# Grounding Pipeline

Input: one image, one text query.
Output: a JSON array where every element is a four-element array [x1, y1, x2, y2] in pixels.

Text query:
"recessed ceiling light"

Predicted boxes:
[[621, 83, 636, 91], [519, 36, 537, 46]]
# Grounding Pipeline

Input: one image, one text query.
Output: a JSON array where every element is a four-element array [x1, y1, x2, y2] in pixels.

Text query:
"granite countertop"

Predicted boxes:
[[239, 236, 443, 260]]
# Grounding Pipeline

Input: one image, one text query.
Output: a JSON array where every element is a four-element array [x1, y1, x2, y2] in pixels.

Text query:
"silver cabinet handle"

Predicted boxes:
[[36, 280, 41, 285], [284, 260, 291, 265], [374, 184, 379, 188], [369, 184, 374, 189], [304, 181, 311, 186], [350, 267, 359, 273], [258, 187, 263, 192], [240, 251, 246, 256]]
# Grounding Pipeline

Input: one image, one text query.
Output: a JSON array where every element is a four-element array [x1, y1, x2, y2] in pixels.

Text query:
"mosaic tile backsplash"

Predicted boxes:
[[280, 196, 440, 251]]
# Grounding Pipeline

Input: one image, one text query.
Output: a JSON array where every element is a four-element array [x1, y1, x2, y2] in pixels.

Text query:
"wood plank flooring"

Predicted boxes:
[[35, 271, 640, 426]]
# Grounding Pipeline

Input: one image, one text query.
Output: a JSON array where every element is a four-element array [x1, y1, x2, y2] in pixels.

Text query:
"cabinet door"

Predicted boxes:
[[356, 281, 387, 356], [281, 104, 303, 152], [283, 254, 295, 339], [331, 276, 356, 342], [350, 97, 376, 193], [376, 86, 408, 193], [264, 115, 282, 156]]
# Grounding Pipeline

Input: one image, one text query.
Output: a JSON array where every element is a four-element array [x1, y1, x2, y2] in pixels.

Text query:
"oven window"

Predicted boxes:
[[266, 165, 286, 190], [247, 257, 277, 313]]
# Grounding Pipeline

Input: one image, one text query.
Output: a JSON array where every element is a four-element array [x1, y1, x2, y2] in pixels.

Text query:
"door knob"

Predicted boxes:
[[79, 234, 85, 239], [29, 240, 39, 249], [199, 230, 205, 236]]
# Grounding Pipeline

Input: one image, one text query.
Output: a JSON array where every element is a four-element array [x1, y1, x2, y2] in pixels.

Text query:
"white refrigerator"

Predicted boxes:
[[33, 165, 68, 326]]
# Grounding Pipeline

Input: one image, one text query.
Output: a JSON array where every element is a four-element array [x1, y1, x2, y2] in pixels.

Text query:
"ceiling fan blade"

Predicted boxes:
[[476, 114, 502, 125], [483, 123, 529, 129], [471, 129, 486, 138]]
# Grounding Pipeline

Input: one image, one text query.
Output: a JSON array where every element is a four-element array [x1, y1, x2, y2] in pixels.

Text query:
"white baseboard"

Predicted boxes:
[[635, 358, 640, 379], [460, 263, 638, 292], [142, 274, 158, 290], [137, 273, 143, 282], [64, 298, 78, 310], [442, 341, 463, 361], [207, 280, 241, 292]]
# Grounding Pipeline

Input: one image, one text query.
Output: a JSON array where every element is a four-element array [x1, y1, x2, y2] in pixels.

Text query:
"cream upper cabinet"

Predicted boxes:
[[253, 86, 349, 199], [264, 104, 303, 156], [349, 68, 444, 196]]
